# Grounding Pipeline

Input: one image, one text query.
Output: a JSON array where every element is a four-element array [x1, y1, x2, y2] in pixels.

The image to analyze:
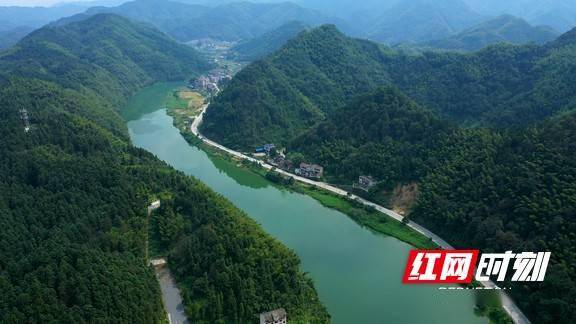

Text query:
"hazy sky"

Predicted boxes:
[[0, 0, 97, 6]]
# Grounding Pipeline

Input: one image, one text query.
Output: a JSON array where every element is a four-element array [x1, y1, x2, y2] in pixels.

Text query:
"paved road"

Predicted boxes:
[[191, 104, 530, 324], [155, 265, 189, 324]]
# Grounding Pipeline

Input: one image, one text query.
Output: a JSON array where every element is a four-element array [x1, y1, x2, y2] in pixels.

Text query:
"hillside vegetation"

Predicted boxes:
[[0, 14, 328, 323], [203, 25, 576, 148], [203, 24, 576, 324]]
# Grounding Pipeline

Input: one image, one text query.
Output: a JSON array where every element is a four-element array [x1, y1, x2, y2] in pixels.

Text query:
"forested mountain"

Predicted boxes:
[[408, 112, 576, 324], [202, 24, 576, 148], [231, 21, 308, 61], [464, 0, 576, 32], [424, 15, 559, 51], [0, 1, 128, 48], [201, 20, 576, 323], [0, 13, 328, 323], [202, 25, 393, 148], [59, 0, 345, 42], [1, 13, 209, 107], [0, 3, 93, 47], [361, 0, 485, 44], [289, 87, 453, 183], [288, 86, 576, 324]]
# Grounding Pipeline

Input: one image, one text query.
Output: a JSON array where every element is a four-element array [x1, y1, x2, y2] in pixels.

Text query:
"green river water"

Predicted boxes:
[[124, 83, 487, 324]]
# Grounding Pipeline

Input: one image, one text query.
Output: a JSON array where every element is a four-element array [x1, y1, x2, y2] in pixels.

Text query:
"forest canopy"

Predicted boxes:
[[0, 14, 328, 323], [203, 24, 576, 324]]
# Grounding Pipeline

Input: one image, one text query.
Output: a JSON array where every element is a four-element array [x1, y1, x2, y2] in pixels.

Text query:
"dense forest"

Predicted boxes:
[[203, 24, 576, 149], [204, 25, 576, 323], [411, 113, 576, 324], [289, 87, 454, 184], [0, 14, 328, 323], [290, 89, 576, 324]]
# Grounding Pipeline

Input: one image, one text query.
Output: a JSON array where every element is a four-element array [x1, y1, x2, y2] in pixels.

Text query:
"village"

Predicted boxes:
[[253, 143, 324, 180], [189, 69, 232, 95], [253, 143, 379, 191]]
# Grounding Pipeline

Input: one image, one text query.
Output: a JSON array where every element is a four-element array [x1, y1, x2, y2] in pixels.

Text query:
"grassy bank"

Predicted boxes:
[[165, 87, 205, 131], [175, 119, 438, 249], [292, 183, 438, 249]]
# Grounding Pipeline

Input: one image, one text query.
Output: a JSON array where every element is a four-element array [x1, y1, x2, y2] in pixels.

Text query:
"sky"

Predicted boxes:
[[0, 0, 109, 7]]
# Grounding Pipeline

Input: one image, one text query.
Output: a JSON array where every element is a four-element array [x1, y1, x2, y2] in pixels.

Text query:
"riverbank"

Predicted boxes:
[[169, 101, 441, 249], [126, 84, 332, 324], [199, 145, 438, 249], [171, 107, 437, 250], [161, 83, 522, 324], [128, 89, 495, 324]]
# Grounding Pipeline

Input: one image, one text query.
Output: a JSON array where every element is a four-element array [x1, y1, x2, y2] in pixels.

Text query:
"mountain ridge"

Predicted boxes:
[[202, 24, 576, 149], [56, 0, 347, 42], [423, 14, 559, 51]]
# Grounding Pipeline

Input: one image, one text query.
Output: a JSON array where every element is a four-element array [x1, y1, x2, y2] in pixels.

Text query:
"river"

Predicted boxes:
[[124, 83, 487, 324]]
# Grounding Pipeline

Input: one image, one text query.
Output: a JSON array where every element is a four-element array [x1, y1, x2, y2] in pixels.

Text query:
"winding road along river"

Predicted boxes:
[[124, 83, 487, 324]]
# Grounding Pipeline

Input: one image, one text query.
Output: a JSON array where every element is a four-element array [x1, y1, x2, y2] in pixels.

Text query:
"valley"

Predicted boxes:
[[124, 82, 490, 324], [1, 1, 575, 323]]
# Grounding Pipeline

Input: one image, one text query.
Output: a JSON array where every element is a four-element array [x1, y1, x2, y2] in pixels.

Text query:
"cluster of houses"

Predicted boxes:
[[190, 70, 232, 94], [270, 155, 294, 172], [256, 144, 295, 171], [188, 38, 234, 52], [254, 144, 324, 180], [252, 144, 382, 187]]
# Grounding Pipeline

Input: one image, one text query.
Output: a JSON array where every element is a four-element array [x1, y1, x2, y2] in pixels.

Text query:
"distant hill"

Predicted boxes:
[[363, 0, 485, 44], [0, 1, 129, 48], [464, 0, 576, 32], [0, 26, 34, 50], [0, 4, 87, 30], [231, 21, 308, 61], [58, 0, 346, 42], [2, 13, 210, 102], [424, 15, 559, 51]]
